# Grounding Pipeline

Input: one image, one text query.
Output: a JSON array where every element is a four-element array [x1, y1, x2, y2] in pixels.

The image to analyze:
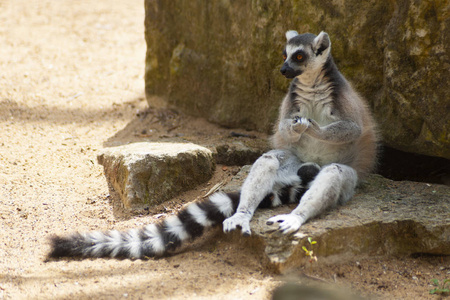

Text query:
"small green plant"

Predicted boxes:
[[302, 237, 318, 264], [429, 278, 450, 295]]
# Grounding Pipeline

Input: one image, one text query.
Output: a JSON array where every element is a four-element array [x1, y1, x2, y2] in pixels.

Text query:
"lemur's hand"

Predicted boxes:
[[223, 212, 252, 236], [291, 117, 311, 135], [305, 118, 321, 133]]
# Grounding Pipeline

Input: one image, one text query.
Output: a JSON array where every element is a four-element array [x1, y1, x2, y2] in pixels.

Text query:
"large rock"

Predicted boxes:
[[97, 142, 214, 210], [144, 0, 450, 159], [224, 167, 450, 272]]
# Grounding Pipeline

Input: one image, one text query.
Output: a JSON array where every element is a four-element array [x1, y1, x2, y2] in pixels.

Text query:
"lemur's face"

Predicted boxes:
[[280, 31, 331, 79]]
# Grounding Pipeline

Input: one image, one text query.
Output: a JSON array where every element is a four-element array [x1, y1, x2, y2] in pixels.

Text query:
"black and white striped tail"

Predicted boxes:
[[47, 192, 240, 260], [47, 163, 319, 260]]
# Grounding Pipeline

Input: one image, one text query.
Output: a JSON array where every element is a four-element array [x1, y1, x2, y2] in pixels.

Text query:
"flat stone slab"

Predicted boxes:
[[97, 142, 214, 210], [225, 167, 450, 273]]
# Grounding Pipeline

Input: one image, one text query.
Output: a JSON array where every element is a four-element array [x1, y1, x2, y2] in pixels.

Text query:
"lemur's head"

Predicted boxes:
[[280, 31, 331, 79]]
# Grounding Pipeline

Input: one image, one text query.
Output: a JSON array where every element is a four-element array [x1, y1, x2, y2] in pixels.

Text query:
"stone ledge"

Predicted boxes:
[[224, 168, 450, 273], [97, 142, 214, 210]]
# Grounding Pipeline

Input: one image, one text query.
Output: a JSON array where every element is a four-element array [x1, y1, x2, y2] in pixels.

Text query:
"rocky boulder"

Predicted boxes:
[[144, 0, 450, 160], [224, 167, 450, 272], [97, 142, 214, 210]]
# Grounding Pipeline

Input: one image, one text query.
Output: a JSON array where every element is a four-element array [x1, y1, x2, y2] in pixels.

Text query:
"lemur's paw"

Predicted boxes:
[[266, 214, 305, 234], [223, 212, 252, 236], [306, 118, 321, 132], [291, 117, 310, 134]]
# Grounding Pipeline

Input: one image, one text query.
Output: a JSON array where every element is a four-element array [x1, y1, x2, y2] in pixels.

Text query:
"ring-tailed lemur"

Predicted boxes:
[[223, 31, 377, 235], [47, 31, 377, 260]]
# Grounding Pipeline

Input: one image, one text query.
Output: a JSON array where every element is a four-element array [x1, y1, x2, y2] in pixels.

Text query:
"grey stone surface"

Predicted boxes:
[[97, 142, 214, 210], [224, 167, 450, 272], [214, 142, 266, 166], [144, 0, 450, 159]]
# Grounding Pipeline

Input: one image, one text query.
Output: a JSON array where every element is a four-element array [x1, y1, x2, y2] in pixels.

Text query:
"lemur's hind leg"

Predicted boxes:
[[257, 161, 321, 209], [223, 150, 303, 236], [267, 163, 358, 234]]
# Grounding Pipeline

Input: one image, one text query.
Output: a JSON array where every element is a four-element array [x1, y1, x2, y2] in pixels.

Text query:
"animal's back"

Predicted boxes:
[[350, 98, 378, 180]]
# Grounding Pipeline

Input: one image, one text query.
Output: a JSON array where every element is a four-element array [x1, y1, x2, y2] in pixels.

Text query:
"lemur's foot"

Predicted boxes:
[[266, 214, 305, 234], [223, 212, 252, 236]]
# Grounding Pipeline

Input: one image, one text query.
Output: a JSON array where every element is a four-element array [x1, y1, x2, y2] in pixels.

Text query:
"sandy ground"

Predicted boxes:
[[1, 1, 448, 299]]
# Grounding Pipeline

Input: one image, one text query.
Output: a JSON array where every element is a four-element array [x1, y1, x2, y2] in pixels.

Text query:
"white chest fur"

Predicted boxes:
[[288, 81, 354, 165], [292, 81, 337, 126]]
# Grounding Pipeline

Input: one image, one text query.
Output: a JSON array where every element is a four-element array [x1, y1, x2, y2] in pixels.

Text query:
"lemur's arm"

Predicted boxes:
[[275, 94, 362, 145], [276, 115, 361, 146], [299, 118, 362, 144], [272, 97, 307, 144]]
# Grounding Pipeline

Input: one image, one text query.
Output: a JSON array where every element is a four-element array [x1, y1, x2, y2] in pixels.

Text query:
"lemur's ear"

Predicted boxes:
[[312, 31, 331, 56], [285, 30, 299, 41]]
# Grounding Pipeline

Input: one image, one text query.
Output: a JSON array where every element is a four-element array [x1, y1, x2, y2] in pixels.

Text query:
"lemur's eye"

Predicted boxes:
[[297, 54, 303, 60], [282, 54, 287, 61]]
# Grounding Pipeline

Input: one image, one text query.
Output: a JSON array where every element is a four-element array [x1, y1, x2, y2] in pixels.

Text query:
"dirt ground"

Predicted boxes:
[[0, 1, 448, 299]]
